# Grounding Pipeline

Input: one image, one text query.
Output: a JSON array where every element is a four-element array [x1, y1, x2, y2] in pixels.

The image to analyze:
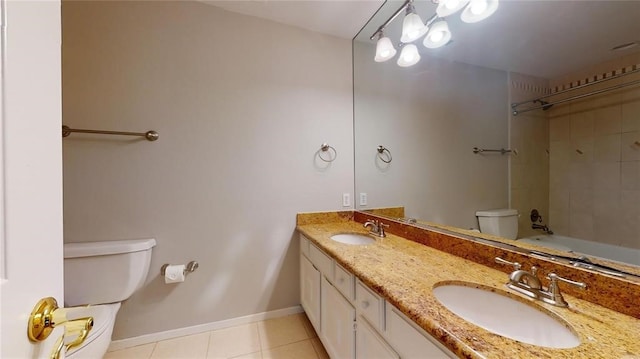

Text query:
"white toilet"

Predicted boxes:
[[63, 238, 156, 358], [475, 209, 519, 239]]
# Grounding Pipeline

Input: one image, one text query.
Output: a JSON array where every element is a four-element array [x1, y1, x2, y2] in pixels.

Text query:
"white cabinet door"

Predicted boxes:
[[356, 317, 399, 359], [385, 306, 455, 359], [321, 276, 355, 359], [301, 255, 321, 332]]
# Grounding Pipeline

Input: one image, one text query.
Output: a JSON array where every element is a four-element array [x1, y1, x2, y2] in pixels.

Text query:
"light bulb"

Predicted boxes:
[[445, 0, 459, 9], [461, 0, 499, 23], [400, 5, 428, 43], [397, 44, 420, 67], [430, 31, 444, 43], [471, 0, 488, 14], [423, 21, 451, 49], [374, 35, 397, 62], [436, 0, 469, 17]]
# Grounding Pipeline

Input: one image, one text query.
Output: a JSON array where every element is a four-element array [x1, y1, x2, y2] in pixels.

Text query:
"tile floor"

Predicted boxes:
[[104, 313, 330, 359]]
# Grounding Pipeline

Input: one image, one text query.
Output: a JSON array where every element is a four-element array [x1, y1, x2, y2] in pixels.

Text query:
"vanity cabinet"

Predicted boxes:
[[300, 234, 456, 359]]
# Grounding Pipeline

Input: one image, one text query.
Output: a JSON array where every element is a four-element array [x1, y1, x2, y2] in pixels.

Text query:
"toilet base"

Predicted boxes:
[[66, 302, 121, 359]]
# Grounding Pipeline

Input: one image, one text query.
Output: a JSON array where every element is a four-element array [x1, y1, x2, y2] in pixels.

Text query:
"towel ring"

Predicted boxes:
[[377, 145, 392, 163], [319, 143, 337, 162]]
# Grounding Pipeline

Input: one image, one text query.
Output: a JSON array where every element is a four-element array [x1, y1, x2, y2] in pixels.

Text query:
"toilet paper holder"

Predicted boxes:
[[161, 261, 199, 276]]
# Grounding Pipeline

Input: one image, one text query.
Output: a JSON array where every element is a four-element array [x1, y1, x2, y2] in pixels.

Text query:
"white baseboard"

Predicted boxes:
[[108, 305, 303, 352]]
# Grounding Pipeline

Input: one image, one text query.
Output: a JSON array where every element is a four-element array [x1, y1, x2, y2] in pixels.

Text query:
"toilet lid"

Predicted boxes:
[[65, 304, 118, 352]]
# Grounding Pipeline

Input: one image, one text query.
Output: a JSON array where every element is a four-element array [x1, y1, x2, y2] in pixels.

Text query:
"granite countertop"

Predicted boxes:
[[297, 220, 640, 359]]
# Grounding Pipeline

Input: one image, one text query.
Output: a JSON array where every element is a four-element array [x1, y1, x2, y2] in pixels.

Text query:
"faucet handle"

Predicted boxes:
[[378, 222, 389, 237], [495, 257, 522, 270], [547, 273, 587, 290]]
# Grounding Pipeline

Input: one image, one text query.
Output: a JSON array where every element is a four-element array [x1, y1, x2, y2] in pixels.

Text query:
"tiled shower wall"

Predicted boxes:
[[509, 72, 550, 238], [546, 54, 640, 250]]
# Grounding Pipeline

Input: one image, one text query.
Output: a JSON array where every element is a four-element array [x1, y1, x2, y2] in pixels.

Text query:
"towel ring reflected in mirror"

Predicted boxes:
[[377, 145, 392, 163], [318, 143, 337, 162]]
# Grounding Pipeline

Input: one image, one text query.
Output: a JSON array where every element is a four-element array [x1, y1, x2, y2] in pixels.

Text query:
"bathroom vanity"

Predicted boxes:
[[297, 211, 640, 359], [300, 234, 455, 359]]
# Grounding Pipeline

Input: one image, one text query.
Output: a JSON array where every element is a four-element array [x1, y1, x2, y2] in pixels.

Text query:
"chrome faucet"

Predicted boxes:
[[495, 257, 586, 307], [532, 223, 554, 235], [364, 219, 388, 238]]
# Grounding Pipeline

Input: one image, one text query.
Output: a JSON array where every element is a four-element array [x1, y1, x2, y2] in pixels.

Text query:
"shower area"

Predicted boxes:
[[509, 55, 640, 263]]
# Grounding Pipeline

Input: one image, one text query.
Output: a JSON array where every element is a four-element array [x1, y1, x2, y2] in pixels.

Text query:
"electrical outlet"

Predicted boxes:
[[359, 193, 368, 206], [342, 193, 351, 207]]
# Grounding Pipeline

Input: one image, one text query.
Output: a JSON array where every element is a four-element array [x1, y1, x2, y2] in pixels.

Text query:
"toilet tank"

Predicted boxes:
[[64, 238, 156, 306], [475, 209, 519, 240]]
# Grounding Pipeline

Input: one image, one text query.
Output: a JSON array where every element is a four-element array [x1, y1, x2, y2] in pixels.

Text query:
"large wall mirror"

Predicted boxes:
[[353, 0, 640, 275]]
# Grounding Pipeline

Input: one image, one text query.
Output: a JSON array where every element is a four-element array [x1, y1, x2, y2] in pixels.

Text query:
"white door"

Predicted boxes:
[[0, 0, 63, 358]]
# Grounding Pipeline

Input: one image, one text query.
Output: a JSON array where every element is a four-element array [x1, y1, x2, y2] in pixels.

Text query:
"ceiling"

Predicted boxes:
[[203, 0, 640, 79], [201, 0, 385, 39]]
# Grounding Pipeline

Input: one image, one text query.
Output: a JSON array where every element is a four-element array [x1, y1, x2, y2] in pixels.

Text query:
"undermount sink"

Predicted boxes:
[[433, 282, 580, 349], [330, 233, 375, 245]]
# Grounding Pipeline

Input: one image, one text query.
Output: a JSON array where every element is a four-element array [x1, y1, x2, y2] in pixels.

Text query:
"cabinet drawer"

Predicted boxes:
[[355, 280, 384, 331], [334, 262, 355, 302], [309, 243, 333, 278], [300, 234, 310, 258]]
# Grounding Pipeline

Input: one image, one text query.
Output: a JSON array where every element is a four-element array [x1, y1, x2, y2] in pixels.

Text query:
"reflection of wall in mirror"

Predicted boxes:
[[354, 41, 509, 230], [544, 54, 640, 250]]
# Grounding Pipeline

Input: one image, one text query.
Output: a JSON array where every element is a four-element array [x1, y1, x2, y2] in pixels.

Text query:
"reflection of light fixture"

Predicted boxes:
[[397, 44, 421, 67], [436, 0, 470, 17], [423, 20, 452, 48], [374, 32, 397, 62], [461, 0, 499, 23], [400, 3, 429, 43], [369, 0, 498, 67]]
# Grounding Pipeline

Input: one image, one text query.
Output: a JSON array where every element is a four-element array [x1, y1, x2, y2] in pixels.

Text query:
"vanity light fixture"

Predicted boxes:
[[374, 32, 397, 62], [397, 44, 421, 67], [400, 3, 429, 43], [369, 0, 499, 67], [423, 20, 452, 48], [436, 0, 470, 17], [460, 0, 499, 23]]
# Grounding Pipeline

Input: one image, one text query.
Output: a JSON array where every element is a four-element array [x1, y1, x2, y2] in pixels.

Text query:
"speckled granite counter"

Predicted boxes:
[[297, 214, 640, 359]]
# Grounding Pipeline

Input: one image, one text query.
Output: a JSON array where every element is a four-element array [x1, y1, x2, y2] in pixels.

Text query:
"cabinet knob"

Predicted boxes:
[[360, 300, 370, 309], [338, 277, 345, 284]]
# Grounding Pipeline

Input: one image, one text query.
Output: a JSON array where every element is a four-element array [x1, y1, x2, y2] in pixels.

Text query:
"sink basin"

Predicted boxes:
[[433, 282, 580, 348], [330, 233, 375, 245]]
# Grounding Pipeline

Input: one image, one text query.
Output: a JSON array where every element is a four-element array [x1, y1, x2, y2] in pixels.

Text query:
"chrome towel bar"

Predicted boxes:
[[473, 147, 517, 155], [62, 125, 159, 141]]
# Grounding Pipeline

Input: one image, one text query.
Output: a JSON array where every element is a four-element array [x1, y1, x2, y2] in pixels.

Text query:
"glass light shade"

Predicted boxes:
[[400, 12, 429, 43], [461, 0, 499, 23], [374, 36, 397, 62], [423, 21, 452, 48], [436, 0, 470, 17], [397, 44, 421, 67]]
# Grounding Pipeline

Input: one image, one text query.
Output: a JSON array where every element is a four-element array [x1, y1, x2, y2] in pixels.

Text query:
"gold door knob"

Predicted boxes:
[[27, 297, 94, 359]]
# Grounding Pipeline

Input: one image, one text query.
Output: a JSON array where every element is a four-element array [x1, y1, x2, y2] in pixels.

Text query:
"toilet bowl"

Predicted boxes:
[[475, 208, 519, 239], [63, 238, 156, 358]]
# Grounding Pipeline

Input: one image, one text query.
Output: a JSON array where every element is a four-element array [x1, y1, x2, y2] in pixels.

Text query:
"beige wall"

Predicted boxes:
[[62, 1, 353, 339], [546, 53, 640, 249], [353, 41, 509, 229]]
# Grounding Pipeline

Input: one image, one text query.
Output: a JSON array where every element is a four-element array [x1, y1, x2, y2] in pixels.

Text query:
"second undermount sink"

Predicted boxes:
[[330, 233, 375, 245], [433, 282, 580, 349]]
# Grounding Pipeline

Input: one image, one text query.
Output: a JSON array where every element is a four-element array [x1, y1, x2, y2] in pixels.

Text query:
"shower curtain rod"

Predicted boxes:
[[512, 66, 640, 108], [511, 65, 640, 115]]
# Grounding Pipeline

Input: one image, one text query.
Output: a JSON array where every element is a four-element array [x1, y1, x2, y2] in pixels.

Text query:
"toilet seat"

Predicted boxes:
[[66, 303, 120, 358]]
